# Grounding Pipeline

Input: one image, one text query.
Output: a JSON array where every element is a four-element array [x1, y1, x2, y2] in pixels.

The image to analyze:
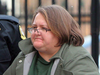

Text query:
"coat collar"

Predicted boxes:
[[50, 43, 69, 61], [18, 38, 36, 55]]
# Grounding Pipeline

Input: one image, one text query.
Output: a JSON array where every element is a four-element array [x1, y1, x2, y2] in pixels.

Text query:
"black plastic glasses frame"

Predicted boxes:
[[27, 28, 51, 33]]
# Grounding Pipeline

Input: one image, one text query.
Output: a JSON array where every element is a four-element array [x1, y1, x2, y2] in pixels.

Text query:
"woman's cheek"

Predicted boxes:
[[31, 34, 35, 42]]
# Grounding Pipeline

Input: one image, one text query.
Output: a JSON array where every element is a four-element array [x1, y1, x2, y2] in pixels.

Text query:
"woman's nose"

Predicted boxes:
[[35, 29, 39, 33], [34, 29, 41, 35]]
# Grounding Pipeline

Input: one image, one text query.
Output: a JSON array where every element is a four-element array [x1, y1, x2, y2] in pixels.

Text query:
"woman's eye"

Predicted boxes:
[[33, 27, 37, 29], [42, 27, 47, 30]]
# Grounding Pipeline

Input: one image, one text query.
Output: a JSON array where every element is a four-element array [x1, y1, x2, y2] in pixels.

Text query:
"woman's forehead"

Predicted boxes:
[[32, 14, 48, 26]]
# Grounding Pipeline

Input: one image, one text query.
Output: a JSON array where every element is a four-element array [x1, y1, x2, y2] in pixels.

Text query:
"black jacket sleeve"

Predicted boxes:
[[0, 15, 23, 75]]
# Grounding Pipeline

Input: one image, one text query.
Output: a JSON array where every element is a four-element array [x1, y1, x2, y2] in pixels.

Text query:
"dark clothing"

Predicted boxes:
[[0, 15, 23, 75], [28, 52, 54, 75]]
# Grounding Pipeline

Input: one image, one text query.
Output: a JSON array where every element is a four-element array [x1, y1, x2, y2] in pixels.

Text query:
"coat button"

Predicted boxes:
[[19, 60, 22, 63]]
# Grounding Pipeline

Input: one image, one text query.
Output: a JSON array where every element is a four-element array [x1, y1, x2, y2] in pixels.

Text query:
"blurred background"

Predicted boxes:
[[0, 0, 100, 72]]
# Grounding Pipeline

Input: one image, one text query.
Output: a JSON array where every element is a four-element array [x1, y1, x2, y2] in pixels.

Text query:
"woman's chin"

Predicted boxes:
[[33, 42, 43, 48]]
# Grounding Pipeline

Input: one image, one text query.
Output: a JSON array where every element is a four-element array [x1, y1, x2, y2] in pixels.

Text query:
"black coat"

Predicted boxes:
[[0, 15, 24, 75]]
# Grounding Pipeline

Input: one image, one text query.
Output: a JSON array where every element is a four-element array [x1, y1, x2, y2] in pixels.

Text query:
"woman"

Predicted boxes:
[[3, 5, 99, 75]]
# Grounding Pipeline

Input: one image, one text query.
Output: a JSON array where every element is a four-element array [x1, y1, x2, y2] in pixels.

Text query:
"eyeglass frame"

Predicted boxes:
[[27, 27, 51, 33]]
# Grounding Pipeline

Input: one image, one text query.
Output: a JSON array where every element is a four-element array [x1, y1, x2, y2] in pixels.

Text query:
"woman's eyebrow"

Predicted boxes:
[[32, 24, 47, 27]]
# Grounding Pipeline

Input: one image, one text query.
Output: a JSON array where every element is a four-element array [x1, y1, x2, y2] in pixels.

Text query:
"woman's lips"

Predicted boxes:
[[35, 38, 43, 41]]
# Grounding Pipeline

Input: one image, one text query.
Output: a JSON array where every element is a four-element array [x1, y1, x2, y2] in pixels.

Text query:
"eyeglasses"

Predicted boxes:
[[27, 27, 51, 34]]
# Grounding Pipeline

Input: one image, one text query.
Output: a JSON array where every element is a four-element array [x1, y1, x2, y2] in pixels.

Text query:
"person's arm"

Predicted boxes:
[[0, 23, 12, 75], [65, 54, 99, 75]]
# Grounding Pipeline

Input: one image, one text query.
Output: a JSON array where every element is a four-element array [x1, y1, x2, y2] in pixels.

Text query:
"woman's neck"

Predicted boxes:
[[38, 46, 61, 62]]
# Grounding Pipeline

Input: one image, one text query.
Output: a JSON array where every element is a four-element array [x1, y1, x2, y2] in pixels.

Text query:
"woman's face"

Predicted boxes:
[[31, 13, 59, 53]]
